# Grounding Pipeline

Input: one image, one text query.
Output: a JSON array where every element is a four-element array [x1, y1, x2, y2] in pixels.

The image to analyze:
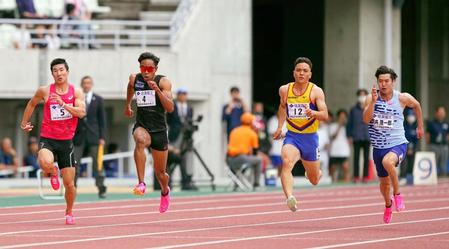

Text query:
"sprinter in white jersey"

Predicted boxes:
[[363, 66, 424, 224]]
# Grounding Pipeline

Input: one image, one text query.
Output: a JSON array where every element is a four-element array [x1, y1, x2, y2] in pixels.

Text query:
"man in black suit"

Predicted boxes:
[[73, 76, 107, 198], [165, 87, 197, 190]]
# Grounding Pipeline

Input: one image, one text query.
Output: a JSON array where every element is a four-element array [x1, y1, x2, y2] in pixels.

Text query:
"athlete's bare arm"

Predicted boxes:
[[56, 88, 86, 118], [307, 86, 328, 121], [20, 86, 47, 132], [124, 74, 136, 118], [363, 85, 378, 124], [155, 77, 174, 113], [273, 85, 288, 140], [399, 92, 424, 139]]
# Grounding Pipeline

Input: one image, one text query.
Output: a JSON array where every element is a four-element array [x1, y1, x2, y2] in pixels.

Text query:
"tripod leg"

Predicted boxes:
[[192, 147, 216, 191]]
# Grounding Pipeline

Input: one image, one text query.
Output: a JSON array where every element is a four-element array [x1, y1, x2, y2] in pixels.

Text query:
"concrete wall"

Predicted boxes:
[[0, 50, 40, 98], [324, 0, 360, 110], [324, 0, 401, 112], [171, 0, 252, 181]]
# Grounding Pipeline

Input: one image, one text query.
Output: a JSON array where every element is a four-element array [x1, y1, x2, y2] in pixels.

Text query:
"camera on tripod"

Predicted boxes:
[[183, 114, 203, 139]]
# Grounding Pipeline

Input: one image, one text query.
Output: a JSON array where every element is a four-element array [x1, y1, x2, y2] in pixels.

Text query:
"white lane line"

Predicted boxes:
[[306, 231, 449, 249], [2, 181, 447, 210], [0, 195, 404, 236], [1, 203, 449, 248], [2, 188, 448, 217], [1, 210, 448, 249], [2, 195, 449, 226]]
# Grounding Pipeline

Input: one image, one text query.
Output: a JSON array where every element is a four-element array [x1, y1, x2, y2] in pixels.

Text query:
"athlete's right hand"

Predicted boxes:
[[124, 105, 134, 118], [371, 84, 378, 102], [272, 128, 284, 140], [20, 122, 33, 133]]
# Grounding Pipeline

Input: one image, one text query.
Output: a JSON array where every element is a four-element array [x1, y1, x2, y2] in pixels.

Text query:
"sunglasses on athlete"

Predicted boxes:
[[140, 66, 156, 73]]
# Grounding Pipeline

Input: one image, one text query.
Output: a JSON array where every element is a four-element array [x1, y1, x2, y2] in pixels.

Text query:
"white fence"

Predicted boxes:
[[0, 18, 171, 49]]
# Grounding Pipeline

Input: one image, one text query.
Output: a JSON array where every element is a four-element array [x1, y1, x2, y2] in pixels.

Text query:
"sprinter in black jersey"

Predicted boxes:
[[124, 52, 174, 213]]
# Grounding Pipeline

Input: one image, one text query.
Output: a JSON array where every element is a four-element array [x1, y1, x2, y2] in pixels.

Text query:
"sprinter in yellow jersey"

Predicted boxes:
[[273, 57, 329, 212]]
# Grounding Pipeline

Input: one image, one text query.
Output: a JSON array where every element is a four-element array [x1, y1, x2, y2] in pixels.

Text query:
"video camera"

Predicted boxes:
[[183, 114, 203, 139]]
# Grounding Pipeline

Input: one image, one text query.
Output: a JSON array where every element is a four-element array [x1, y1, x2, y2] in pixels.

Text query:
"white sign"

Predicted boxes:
[[413, 152, 438, 185]]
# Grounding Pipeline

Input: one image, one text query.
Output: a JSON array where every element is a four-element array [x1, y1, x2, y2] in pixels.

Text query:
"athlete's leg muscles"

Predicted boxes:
[[302, 160, 321, 185], [151, 149, 169, 194], [133, 127, 151, 183], [38, 148, 56, 175], [280, 144, 301, 199], [382, 152, 400, 195], [379, 176, 392, 206], [61, 167, 76, 214]]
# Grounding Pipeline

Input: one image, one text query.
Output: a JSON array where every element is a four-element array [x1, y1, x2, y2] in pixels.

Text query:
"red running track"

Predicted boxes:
[[1, 181, 449, 249]]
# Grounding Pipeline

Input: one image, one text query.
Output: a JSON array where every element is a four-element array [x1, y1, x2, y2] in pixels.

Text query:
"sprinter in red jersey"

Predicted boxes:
[[20, 58, 86, 225]]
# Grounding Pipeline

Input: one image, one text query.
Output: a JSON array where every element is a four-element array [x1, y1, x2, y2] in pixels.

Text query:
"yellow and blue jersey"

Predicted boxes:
[[285, 82, 319, 134]]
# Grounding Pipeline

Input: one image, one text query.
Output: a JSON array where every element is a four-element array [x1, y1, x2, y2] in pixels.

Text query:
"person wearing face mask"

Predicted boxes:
[[426, 106, 449, 176], [346, 89, 371, 183], [402, 108, 418, 182]]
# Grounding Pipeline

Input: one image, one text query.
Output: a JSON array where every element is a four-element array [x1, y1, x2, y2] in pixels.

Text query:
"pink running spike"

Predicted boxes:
[[394, 193, 405, 212], [383, 206, 392, 224], [50, 165, 60, 190], [65, 214, 75, 225], [133, 182, 146, 196], [159, 187, 170, 213]]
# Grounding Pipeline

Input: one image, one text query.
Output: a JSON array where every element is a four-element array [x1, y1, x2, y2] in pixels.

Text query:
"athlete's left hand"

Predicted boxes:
[[49, 93, 64, 106], [416, 125, 424, 139], [148, 81, 160, 92], [305, 106, 316, 118]]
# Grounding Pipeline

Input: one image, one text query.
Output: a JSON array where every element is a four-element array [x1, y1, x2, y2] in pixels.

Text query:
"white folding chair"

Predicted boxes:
[[225, 162, 253, 192]]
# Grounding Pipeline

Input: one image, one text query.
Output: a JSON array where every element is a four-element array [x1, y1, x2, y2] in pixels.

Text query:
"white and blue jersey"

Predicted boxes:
[[368, 90, 408, 149]]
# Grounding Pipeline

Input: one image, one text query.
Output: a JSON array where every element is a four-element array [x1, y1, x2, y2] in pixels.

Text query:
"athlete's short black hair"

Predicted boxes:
[[138, 52, 160, 65], [375, 65, 397, 80], [294, 57, 313, 70], [50, 58, 69, 71]]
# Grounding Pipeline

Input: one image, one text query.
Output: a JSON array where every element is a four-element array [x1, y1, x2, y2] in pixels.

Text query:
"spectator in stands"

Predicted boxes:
[[12, 24, 32, 50], [222, 86, 248, 139], [16, 0, 45, 19], [23, 136, 39, 178], [0, 137, 19, 176], [329, 109, 351, 182], [64, 0, 95, 48], [60, 3, 82, 49], [32, 24, 61, 50], [347, 89, 371, 183], [226, 112, 262, 190], [426, 105, 449, 176], [65, 0, 91, 21]]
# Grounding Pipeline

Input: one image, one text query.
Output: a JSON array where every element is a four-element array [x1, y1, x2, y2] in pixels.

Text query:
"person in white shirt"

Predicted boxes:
[[267, 114, 287, 176], [317, 111, 333, 179], [329, 109, 351, 182]]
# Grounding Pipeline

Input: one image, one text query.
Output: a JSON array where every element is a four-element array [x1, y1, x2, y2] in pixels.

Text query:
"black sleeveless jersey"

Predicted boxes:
[[134, 74, 167, 132]]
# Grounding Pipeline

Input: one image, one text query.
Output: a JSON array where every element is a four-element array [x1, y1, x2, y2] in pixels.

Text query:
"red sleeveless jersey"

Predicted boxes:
[[40, 84, 78, 140]]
